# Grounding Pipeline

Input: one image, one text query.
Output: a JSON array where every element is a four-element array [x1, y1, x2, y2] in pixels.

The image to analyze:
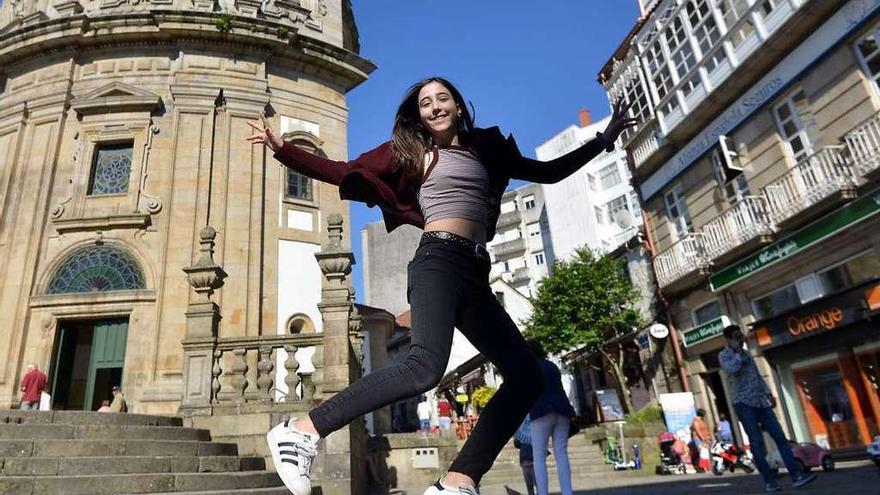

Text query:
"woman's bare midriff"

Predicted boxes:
[[424, 218, 487, 244]]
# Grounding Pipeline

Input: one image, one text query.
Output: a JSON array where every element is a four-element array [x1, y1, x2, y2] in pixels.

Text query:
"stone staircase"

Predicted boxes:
[[480, 433, 648, 492], [0, 410, 288, 495]]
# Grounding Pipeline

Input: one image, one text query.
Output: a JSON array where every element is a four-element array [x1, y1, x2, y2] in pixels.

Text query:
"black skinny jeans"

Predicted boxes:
[[308, 235, 543, 483]]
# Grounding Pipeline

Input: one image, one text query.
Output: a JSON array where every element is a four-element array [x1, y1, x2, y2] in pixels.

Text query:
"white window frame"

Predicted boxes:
[[523, 195, 536, 210], [527, 222, 541, 238], [664, 183, 693, 239], [773, 90, 813, 164], [599, 163, 622, 189], [606, 194, 631, 225], [535, 252, 545, 266], [854, 23, 880, 102]]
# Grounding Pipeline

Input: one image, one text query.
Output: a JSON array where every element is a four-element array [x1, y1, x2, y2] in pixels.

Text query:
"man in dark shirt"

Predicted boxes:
[[20, 363, 48, 410]]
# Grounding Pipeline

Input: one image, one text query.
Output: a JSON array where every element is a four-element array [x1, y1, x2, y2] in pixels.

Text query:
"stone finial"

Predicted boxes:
[[315, 213, 354, 287], [182, 225, 228, 302]]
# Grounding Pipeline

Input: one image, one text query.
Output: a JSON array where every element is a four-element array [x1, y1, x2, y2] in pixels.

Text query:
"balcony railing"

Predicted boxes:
[[496, 209, 522, 228], [511, 267, 531, 285], [701, 196, 774, 261], [653, 233, 709, 289], [491, 237, 526, 259], [844, 113, 880, 177], [762, 146, 856, 225], [630, 121, 664, 170]]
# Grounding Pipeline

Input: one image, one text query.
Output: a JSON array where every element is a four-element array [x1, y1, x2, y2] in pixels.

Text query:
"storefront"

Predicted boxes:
[[681, 315, 735, 428], [752, 279, 880, 449]]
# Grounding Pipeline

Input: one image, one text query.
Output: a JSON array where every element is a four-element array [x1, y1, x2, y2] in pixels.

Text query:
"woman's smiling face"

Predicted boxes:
[[418, 80, 460, 141]]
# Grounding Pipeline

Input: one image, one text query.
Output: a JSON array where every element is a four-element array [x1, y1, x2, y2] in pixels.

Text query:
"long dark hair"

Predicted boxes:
[[391, 77, 475, 179]]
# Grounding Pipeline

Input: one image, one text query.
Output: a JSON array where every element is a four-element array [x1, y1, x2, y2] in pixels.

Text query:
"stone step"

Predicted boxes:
[[0, 439, 238, 458], [125, 488, 291, 495], [0, 424, 211, 441], [133, 490, 291, 495], [0, 471, 282, 495], [0, 411, 182, 427], [1, 455, 265, 476]]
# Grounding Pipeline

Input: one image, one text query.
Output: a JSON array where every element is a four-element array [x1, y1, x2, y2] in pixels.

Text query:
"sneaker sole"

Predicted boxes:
[[793, 473, 817, 488], [266, 423, 310, 495]]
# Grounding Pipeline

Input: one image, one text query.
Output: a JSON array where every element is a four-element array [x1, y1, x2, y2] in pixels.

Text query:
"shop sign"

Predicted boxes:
[[711, 190, 880, 291], [752, 283, 874, 349], [682, 315, 731, 348]]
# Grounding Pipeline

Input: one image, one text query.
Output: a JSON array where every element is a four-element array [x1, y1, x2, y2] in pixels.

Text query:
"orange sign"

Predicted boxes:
[[787, 308, 843, 336]]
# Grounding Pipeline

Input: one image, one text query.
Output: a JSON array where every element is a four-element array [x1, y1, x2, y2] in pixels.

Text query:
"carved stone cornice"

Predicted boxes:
[[52, 213, 151, 233], [70, 82, 163, 116]]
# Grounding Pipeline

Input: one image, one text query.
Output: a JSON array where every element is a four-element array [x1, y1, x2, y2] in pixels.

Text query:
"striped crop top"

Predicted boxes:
[[418, 146, 491, 227]]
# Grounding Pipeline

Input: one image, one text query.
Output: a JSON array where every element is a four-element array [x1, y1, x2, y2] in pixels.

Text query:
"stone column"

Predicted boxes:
[[314, 213, 362, 495], [181, 226, 227, 408]]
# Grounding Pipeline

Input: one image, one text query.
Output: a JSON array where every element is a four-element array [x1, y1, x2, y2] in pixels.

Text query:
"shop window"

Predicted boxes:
[[753, 284, 801, 320], [819, 250, 880, 294], [88, 142, 133, 195], [693, 300, 722, 326]]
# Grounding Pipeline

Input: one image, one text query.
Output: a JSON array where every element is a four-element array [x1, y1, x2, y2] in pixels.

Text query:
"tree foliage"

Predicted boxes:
[[525, 247, 643, 354]]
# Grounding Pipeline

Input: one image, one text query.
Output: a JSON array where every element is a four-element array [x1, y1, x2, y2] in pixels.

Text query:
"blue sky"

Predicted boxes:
[[346, 1, 640, 303]]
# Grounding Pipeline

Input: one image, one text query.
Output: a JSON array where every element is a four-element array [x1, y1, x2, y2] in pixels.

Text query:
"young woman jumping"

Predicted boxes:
[[247, 77, 635, 495]]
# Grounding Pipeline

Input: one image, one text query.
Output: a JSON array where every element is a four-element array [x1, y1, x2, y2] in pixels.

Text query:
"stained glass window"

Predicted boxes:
[[89, 143, 133, 195], [47, 245, 145, 294]]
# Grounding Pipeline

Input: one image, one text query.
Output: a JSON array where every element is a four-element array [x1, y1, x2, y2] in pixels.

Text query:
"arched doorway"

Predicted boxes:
[[45, 245, 145, 410]]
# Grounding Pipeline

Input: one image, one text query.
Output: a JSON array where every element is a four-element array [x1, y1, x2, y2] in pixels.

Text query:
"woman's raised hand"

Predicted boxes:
[[246, 112, 284, 153], [601, 99, 639, 143]]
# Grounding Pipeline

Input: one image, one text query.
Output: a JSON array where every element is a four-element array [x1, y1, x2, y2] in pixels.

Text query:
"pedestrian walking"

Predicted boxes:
[[715, 413, 734, 444], [250, 76, 633, 495], [418, 397, 432, 432], [19, 363, 48, 410], [527, 340, 575, 495], [513, 416, 537, 495], [690, 408, 711, 472], [719, 325, 817, 493], [438, 397, 454, 431], [109, 386, 127, 413]]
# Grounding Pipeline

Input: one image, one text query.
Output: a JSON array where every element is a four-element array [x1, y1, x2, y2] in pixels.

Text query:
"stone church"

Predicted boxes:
[[0, 0, 374, 419]]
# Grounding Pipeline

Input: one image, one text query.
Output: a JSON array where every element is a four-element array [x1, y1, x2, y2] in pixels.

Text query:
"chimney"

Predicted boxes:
[[578, 108, 592, 128]]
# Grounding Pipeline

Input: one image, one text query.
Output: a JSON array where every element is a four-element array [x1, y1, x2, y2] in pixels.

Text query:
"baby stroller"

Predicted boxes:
[[656, 432, 687, 475]]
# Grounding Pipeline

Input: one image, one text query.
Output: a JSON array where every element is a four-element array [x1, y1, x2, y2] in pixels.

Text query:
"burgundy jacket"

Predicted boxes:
[[273, 126, 613, 241]]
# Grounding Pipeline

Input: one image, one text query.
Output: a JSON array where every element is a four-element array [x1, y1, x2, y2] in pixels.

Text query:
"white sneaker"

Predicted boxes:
[[423, 480, 478, 495], [266, 418, 319, 495]]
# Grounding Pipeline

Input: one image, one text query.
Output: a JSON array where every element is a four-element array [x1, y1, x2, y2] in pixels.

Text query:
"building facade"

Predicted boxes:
[[537, 112, 642, 260], [603, 0, 880, 449], [487, 183, 548, 298], [0, 0, 372, 415]]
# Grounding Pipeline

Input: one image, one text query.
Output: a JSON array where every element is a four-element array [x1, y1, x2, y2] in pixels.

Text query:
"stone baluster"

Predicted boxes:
[[301, 372, 316, 403], [211, 349, 222, 404], [230, 348, 249, 404], [256, 345, 274, 402], [311, 341, 324, 402], [284, 344, 300, 402]]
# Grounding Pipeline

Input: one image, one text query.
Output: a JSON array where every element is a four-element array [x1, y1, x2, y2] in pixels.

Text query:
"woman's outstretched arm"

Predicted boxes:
[[507, 100, 637, 184], [247, 112, 350, 185]]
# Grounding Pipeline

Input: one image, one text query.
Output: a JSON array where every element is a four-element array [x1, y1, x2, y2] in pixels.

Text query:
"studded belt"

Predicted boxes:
[[421, 230, 490, 260]]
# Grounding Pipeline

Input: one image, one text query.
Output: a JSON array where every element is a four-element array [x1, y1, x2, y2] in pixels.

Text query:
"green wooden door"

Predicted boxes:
[[83, 319, 128, 410]]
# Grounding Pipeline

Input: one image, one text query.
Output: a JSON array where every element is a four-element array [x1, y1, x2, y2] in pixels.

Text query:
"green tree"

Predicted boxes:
[[524, 247, 643, 414]]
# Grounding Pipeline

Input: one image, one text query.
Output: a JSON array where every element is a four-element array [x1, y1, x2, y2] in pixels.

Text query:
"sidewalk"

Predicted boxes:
[[480, 461, 876, 495]]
